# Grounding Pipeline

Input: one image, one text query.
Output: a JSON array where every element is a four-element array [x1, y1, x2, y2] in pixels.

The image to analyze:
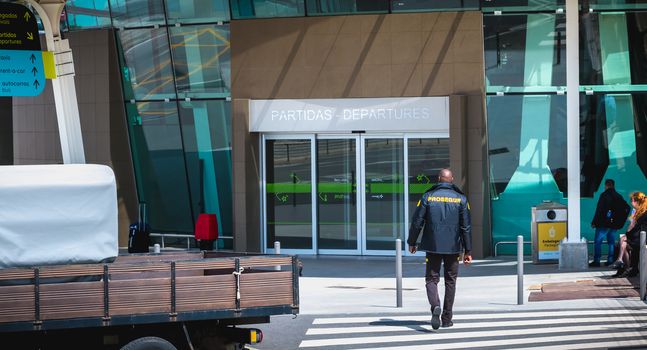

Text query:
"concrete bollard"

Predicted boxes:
[[274, 241, 281, 271], [517, 235, 524, 305], [640, 231, 646, 300], [396, 239, 403, 308]]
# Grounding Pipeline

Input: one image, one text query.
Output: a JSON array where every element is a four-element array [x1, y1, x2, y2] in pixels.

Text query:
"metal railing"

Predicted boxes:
[[494, 238, 614, 257], [149, 233, 233, 250]]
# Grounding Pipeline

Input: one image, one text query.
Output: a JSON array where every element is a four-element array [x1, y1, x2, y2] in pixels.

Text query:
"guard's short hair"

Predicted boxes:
[[605, 179, 615, 187]]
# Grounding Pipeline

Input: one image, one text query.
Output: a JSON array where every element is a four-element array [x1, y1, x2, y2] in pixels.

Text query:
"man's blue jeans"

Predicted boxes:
[[593, 227, 617, 264]]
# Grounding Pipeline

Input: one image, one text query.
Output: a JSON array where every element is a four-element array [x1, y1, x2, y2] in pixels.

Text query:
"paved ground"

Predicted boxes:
[[248, 255, 647, 349]]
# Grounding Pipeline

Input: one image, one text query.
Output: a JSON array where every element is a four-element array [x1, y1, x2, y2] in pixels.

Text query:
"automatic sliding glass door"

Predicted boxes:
[[361, 137, 406, 254], [316, 136, 360, 254], [264, 136, 315, 254], [263, 134, 449, 255]]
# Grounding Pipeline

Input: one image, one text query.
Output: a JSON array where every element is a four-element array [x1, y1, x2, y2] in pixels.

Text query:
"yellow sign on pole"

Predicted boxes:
[[537, 222, 567, 260]]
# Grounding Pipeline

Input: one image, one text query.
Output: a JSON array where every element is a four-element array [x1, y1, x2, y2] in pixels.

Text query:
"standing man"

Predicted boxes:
[[590, 179, 630, 267], [407, 168, 471, 330]]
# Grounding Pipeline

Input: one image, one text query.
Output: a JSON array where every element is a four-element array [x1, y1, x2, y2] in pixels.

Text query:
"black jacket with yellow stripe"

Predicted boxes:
[[407, 182, 472, 254]]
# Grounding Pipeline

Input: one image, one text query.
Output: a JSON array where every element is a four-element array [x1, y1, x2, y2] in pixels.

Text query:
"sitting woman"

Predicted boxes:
[[609, 207, 636, 272], [613, 192, 647, 278]]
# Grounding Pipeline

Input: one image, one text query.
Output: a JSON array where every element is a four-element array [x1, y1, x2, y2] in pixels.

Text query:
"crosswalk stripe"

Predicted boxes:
[[300, 323, 647, 350], [361, 338, 647, 350], [514, 339, 647, 350], [312, 309, 647, 325], [301, 322, 647, 348], [305, 315, 647, 335]]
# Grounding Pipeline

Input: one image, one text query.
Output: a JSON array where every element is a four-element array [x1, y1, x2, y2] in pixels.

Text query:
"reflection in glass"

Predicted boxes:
[[306, 0, 388, 15], [118, 28, 176, 100], [581, 12, 647, 86], [65, 0, 111, 30], [484, 14, 565, 91], [317, 139, 357, 250], [125, 101, 194, 233], [109, 0, 165, 28], [391, 0, 478, 12], [364, 139, 404, 251], [487, 95, 565, 255], [179, 100, 233, 249], [482, 0, 564, 12], [266, 140, 312, 250], [407, 138, 449, 230], [230, 0, 305, 19], [166, 0, 230, 24], [169, 25, 231, 98]]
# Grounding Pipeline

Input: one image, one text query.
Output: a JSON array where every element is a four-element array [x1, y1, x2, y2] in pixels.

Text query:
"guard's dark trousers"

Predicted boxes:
[[425, 252, 459, 323]]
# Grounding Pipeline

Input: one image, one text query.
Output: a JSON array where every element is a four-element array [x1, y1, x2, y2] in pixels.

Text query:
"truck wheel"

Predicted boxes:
[[120, 336, 178, 350]]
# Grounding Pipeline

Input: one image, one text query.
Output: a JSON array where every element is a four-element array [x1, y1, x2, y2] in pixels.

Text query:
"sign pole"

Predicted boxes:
[[21, 0, 85, 164]]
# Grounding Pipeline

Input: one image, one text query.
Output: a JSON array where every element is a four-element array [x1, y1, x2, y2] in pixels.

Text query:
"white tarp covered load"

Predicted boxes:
[[0, 164, 118, 268]]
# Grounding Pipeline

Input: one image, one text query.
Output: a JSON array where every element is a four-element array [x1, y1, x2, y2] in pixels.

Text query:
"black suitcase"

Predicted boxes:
[[128, 203, 150, 253]]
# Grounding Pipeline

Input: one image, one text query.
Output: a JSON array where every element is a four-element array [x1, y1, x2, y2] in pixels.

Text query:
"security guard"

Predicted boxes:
[[407, 168, 472, 330]]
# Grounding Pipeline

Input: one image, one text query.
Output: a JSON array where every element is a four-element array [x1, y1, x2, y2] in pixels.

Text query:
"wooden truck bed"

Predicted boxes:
[[0, 252, 299, 333]]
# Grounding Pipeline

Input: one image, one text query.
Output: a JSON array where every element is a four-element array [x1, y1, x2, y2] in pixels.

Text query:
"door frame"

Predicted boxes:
[[315, 134, 362, 255], [261, 132, 449, 256], [262, 133, 317, 255]]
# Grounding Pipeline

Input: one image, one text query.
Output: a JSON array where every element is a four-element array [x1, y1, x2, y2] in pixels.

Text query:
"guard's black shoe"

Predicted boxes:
[[431, 306, 441, 330], [609, 260, 624, 270], [588, 261, 601, 267], [441, 321, 453, 328]]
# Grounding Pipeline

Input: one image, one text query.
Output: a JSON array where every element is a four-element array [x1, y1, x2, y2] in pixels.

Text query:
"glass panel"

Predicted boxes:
[[391, 0, 479, 12], [407, 138, 450, 228], [306, 0, 388, 15], [482, 0, 564, 13], [169, 24, 231, 99], [118, 28, 176, 100], [317, 139, 357, 250], [110, 0, 165, 28], [588, 0, 647, 11], [487, 95, 566, 255], [266, 139, 312, 250], [579, 92, 647, 245], [65, 0, 112, 30], [364, 138, 404, 251], [125, 101, 194, 233], [484, 14, 565, 92], [166, 0, 231, 24], [581, 12, 647, 87], [179, 100, 233, 250], [230, 0, 305, 19]]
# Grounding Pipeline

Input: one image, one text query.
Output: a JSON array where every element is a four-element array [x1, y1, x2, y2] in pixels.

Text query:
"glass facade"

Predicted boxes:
[[108, 1, 234, 249], [60, 0, 647, 255], [485, 9, 647, 254]]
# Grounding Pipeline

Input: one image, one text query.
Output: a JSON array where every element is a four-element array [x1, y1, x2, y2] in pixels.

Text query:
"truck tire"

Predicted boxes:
[[120, 336, 178, 350]]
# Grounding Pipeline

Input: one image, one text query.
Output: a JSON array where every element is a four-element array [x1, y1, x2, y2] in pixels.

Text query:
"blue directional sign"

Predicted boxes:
[[0, 50, 45, 96], [0, 3, 45, 97]]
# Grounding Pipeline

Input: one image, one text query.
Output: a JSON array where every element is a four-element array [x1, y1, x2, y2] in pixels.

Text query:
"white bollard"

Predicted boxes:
[[396, 239, 403, 308], [517, 235, 524, 305], [153, 243, 160, 254], [274, 241, 281, 271]]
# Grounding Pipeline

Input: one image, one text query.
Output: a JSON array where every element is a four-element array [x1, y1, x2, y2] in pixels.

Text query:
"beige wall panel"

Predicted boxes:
[[391, 64, 423, 97], [231, 11, 488, 256]]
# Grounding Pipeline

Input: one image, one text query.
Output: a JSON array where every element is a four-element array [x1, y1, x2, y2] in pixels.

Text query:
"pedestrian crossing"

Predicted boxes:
[[298, 308, 647, 349]]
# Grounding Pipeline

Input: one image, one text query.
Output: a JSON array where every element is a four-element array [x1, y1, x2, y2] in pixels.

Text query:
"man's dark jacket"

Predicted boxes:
[[407, 182, 472, 254], [592, 188, 630, 229]]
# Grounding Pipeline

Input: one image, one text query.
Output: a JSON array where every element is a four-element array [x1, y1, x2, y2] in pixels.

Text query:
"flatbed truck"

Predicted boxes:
[[0, 251, 299, 350]]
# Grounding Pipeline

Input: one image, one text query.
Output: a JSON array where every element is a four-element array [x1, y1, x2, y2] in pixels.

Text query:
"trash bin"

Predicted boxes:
[[531, 201, 568, 264]]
